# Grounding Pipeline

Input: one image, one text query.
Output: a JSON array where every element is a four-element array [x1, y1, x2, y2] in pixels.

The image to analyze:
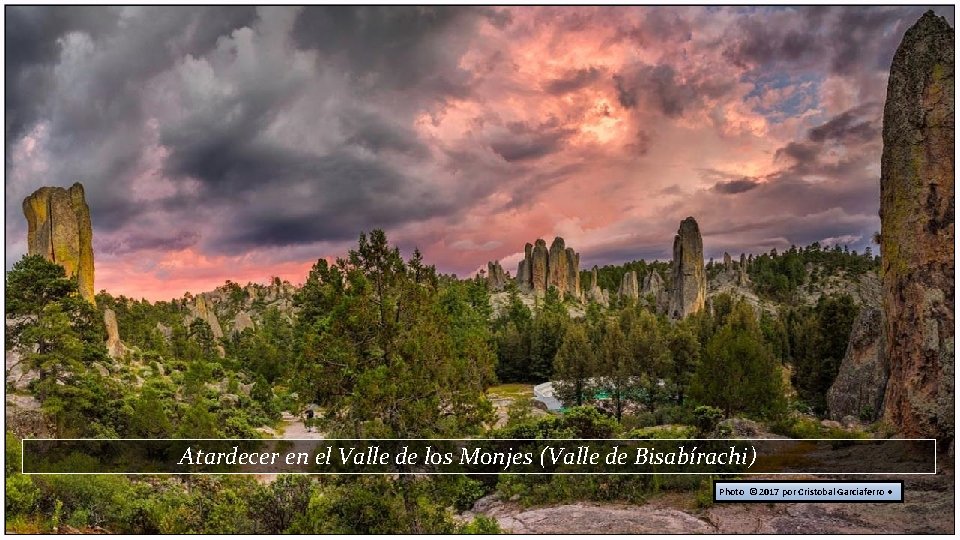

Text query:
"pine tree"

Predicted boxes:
[[553, 323, 595, 406]]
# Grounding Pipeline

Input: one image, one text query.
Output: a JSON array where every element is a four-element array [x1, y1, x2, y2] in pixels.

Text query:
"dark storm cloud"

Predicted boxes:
[[486, 119, 576, 163], [612, 63, 733, 117], [5, 6, 259, 243], [714, 178, 761, 194], [5, 6, 120, 140], [722, 6, 954, 76], [96, 230, 201, 256], [290, 6, 497, 97], [808, 105, 880, 143], [543, 66, 604, 95]]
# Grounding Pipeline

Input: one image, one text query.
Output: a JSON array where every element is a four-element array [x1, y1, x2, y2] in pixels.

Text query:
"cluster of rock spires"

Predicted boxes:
[[515, 237, 582, 299], [23, 183, 96, 305], [486, 218, 706, 320]]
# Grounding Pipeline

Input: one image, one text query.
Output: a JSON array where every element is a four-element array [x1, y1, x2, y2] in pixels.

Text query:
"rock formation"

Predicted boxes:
[[565, 247, 581, 299], [641, 270, 668, 313], [668, 217, 706, 319], [738, 253, 749, 286], [517, 243, 533, 291], [486, 261, 508, 291], [547, 238, 569, 295], [723, 252, 732, 272], [515, 237, 581, 298], [23, 183, 95, 304], [585, 266, 609, 307], [194, 294, 224, 339], [827, 307, 887, 422], [103, 309, 124, 359], [879, 11, 955, 441], [232, 311, 256, 336], [619, 271, 639, 300], [531, 240, 549, 294]]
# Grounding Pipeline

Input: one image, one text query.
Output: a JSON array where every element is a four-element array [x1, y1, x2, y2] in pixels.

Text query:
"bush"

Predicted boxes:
[[627, 425, 697, 439], [693, 406, 724, 435], [6, 474, 40, 515], [458, 515, 502, 533]]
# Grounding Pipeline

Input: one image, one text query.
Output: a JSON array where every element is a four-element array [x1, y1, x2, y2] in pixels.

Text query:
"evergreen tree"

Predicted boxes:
[[691, 301, 785, 418], [553, 323, 595, 406]]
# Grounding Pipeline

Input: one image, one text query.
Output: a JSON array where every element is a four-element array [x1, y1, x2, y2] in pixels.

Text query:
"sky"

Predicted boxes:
[[6, 6, 954, 301]]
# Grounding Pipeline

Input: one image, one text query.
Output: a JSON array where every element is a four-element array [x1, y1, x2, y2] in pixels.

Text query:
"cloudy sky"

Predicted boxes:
[[6, 6, 953, 300]]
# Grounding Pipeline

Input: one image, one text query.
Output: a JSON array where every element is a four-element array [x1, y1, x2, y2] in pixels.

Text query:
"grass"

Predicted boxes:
[[486, 384, 534, 401]]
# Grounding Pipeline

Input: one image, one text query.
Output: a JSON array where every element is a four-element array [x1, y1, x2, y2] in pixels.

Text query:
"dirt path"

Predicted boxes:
[[252, 412, 324, 483]]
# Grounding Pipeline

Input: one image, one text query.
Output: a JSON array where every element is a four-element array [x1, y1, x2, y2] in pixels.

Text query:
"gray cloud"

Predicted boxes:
[[714, 178, 761, 194], [543, 66, 604, 95]]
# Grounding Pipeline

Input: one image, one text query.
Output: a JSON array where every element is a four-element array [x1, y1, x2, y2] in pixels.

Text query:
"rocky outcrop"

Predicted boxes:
[[103, 308, 128, 359], [565, 247, 581, 299], [548, 238, 569, 295], [23, 183, 96, 304], [487, 261, 508, 291], [620, 271, 639, 300], [641, 270, 668, 313], [827, 307, 887, 422], [191, 294, 224, 339], [879, 11, 955, 441], [585, 266, 609, 307], [668, 217, 706, 319], [232, 311, 256, 336], [515, 237, 581, 299], [531, 240, 549, 294], [723, 252, 732, 272], [156, 322, 172, 341]]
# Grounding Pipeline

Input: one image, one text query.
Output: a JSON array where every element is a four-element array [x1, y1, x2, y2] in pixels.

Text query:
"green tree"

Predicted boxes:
[[598, 319, 631, 421], [553, 323, 595, 406], [667, 321, 700, 404], [691, 301, 785, 418], [295, 230, 494, 438]]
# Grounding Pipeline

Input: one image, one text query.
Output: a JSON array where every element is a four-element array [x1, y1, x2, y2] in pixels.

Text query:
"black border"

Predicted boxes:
[[713, 479, 905, 504]]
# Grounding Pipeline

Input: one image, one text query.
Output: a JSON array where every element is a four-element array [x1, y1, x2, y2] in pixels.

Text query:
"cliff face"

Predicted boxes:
[[827, 307, 886, 422], [880, 11, 955, 441], [668, 217, 706, 319], [23, 183, 96, 304]]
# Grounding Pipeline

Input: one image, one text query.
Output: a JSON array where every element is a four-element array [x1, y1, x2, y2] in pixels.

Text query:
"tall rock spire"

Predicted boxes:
[[879, 11, 954, 440], [23, 183, 96, 304], [668, 217, 706, 319]]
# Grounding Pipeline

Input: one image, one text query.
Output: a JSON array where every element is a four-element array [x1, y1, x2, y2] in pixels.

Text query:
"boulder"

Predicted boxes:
[[879, 11, 954, 440], [23, 183, 96, 304], [827, 307, 886, 422], [668, 217, 706, 319]]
